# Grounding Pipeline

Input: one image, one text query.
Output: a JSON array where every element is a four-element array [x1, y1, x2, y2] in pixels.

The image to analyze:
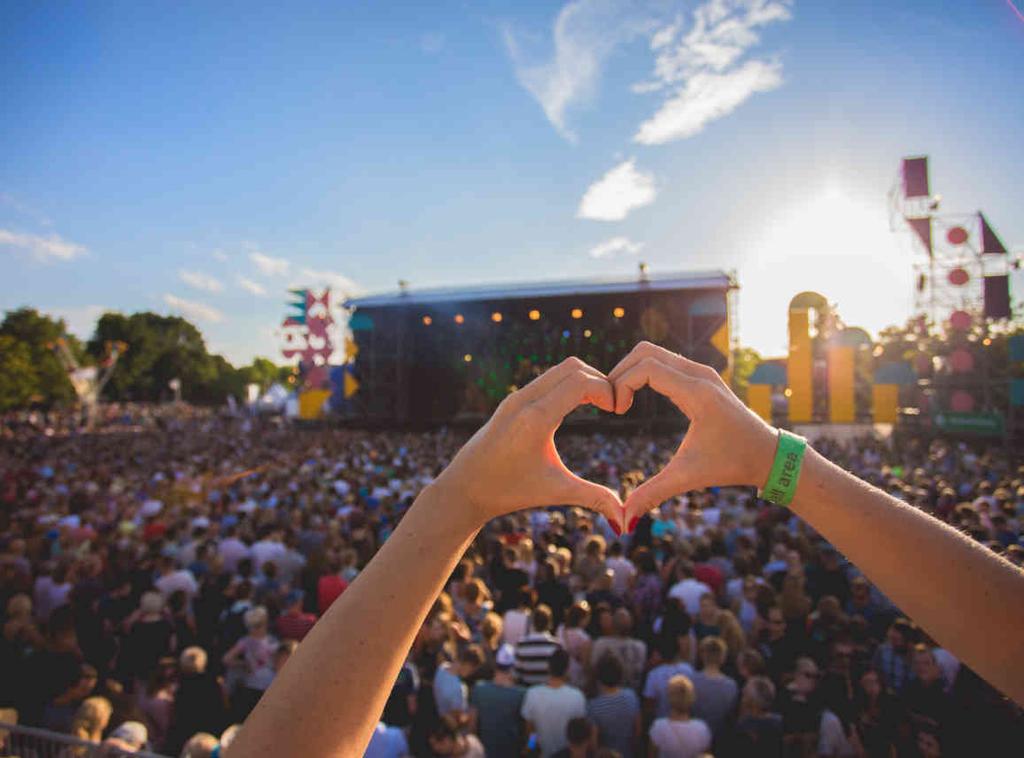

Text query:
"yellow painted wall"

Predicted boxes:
[[828, 346, 855, 423], [788, 309, 813, 422], [748, 384, 772, 422], [872, 384, 899, 423]]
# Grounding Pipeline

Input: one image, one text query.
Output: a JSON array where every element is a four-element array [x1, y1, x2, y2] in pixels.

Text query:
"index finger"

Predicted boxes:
[[510, 357, 607, 411], [612, 357, 707, 416], [529, 370, 615, 422], [608, 341, 719, 385]]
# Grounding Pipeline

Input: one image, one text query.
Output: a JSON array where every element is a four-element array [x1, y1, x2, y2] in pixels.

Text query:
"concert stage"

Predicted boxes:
[[343, 270, 736, 426]]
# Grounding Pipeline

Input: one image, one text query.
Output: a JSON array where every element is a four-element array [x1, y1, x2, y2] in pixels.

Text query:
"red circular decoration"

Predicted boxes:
[[949, 310, 971, 331], [947, 226, 969, 245], [947, 268, 969, 286], [950, 348, 974, 373], [951, 390, 975, 413]]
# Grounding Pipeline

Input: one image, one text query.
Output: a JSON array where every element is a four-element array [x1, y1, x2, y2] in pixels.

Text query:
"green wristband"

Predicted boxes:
[[760, 429, 807, 507]]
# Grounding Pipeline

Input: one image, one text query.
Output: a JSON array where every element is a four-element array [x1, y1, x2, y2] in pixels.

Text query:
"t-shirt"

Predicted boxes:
[[648, 717, 711, 758], [433, 663, 468, 715], [155, 569, 198, 600], [364, 722, 409, 758], [521, 684, 586, 757], [643, 662, 696, 719], [515, 632, 563, 686], [588, 689, 640, 758], [606, 556, 637, 597], [502, 609, 531, 647], [667, 578, 712, 615], [690, 671, 739, 737], [470, 680, 526, 758], [591, 637, 647, 691]]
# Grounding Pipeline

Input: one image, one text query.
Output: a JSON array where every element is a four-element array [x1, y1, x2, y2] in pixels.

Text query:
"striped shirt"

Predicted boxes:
[[514, 632, 563, 686]]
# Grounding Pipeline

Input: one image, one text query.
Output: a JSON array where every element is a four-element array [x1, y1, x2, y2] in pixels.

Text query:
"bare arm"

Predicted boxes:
[[225, 359, 624, 757], [610, 341, 1024, 705]]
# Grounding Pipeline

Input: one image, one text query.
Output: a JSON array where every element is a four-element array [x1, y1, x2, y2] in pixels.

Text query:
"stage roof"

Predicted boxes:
[[345, 270, 735, 309]]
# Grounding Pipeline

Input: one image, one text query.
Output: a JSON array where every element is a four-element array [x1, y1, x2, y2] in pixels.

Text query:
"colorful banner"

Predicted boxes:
[[828, 346, 855, 423], [788, 309, 813, 423]]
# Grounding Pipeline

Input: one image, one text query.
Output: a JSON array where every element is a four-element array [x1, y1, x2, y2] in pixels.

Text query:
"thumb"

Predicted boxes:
[[623, 458, 701, 529], [560, 475, 626, 536]]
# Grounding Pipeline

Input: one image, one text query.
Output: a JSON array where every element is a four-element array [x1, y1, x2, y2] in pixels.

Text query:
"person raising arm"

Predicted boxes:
[[224, 358, 625, 757], [607, 341, 1024, 706]]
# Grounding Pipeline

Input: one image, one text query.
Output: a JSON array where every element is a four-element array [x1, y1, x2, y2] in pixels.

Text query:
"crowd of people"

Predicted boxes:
[[1, 407, 1022, 757]]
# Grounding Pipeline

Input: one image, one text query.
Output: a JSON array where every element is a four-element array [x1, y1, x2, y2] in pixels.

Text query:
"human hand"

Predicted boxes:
[[433, 357, 626, 533], [607, 342, 778, 529]]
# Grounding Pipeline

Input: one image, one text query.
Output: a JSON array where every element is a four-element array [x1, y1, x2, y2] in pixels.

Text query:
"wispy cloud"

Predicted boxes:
[[633, 0, 791, 144], [0, 193, 52, 227], [577, 159, 657, 221], [296, 267, 360, 296], [250, 251, 290, 276], [0, 229, 87, 262], [179, 269, 224, 293], [237, 276, 267, 296], [503, 0, 654, 141], [588, 235, 644, 258], [420, 32, 446, 54], [163, 294, 224, 323], [212, 248, 229, 262]]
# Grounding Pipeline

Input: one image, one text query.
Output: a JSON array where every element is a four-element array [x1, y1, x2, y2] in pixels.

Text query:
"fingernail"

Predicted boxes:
[[627, 516, 639, 534], [610, 520, 621, 537]]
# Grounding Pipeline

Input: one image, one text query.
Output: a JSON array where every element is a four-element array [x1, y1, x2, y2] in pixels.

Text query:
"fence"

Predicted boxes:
[[0, 722, 168, 758]]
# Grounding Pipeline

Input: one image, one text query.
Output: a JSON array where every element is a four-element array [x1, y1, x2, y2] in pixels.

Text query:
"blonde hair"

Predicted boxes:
[[179, 732, 218, 758], [480, 612, 503, 645], [666, 675, 696, 715], [140, 591, 165, 615], [71, 696, 113, 742], [180, 646, 208, 675], [244, 606, 268, 631]]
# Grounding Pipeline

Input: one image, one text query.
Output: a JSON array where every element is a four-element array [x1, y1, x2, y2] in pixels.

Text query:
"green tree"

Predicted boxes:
[[0, 336, 37, 410], [0, 308, 80, 405]]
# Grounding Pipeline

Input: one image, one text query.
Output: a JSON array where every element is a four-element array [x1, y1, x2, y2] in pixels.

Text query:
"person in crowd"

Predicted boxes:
[[426, 712, 485, 757], [166, 647, 228, 757], [690, 635, 739, 741], [873, 618, 915, 694], [589, 607, 646, 691], [221, 606, 277, 721], [121, 591, 175, 687], [275, 589, 316, 642], [587, 652, 641, 758], [550, 717, 597, 758], [720, 674, 782, 757], [643, 632, 697, 721], [779, 656, 854, 757], [468, 643, 526, 758], [514, 604, 563, 687], [648, 674, 712, 757], [69, 695, 113, 744], [521, 649, 587, 758], [667, 561, 711, 617], [848, 667, 899, 758], [605, 541, 636, 599], [556, 600, 592, 690]]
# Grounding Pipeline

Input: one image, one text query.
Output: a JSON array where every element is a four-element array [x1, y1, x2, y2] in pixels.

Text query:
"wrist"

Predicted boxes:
[[748, 422, 780, 489], [417, 476, 485, 537]]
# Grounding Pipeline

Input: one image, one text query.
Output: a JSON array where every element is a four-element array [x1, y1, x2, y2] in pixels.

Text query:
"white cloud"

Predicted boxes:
[[178, 269, 224, 293], [237, 276, 267, 296], [163, 294, 224, 323], [634, 59, 782, 144], [250, 251, 290, 276], [633, 0, 792, 144], [212, 248, 229, 262], [0, 228, 86, 261], [503, 0, 654, 141], [588, 235, 644, 258], [296, 267, 360, 296], [577, 159, 657, 221]]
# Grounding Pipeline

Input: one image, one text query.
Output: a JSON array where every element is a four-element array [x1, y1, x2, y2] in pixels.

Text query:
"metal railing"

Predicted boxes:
[[0, 722, 169, 758]]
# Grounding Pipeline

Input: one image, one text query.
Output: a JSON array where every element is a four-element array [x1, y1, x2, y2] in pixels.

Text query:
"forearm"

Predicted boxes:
[[790, 446, 1024, 703], [225, 482, 479, 757]]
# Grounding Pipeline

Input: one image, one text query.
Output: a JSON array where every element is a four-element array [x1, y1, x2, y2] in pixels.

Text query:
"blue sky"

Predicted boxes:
[[2, 0, 1022, 363]]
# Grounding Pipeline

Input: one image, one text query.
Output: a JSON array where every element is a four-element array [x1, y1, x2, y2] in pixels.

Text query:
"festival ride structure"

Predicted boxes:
[[342, 267, 735, 426], [49, 337, 126, 428]]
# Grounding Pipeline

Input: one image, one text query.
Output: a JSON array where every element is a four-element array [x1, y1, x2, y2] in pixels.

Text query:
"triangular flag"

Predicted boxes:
[[979, 212, 1007, 254], [710, 321, 729, 357], [905, 217, 932, 257], [343, 372, 360, 398]]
